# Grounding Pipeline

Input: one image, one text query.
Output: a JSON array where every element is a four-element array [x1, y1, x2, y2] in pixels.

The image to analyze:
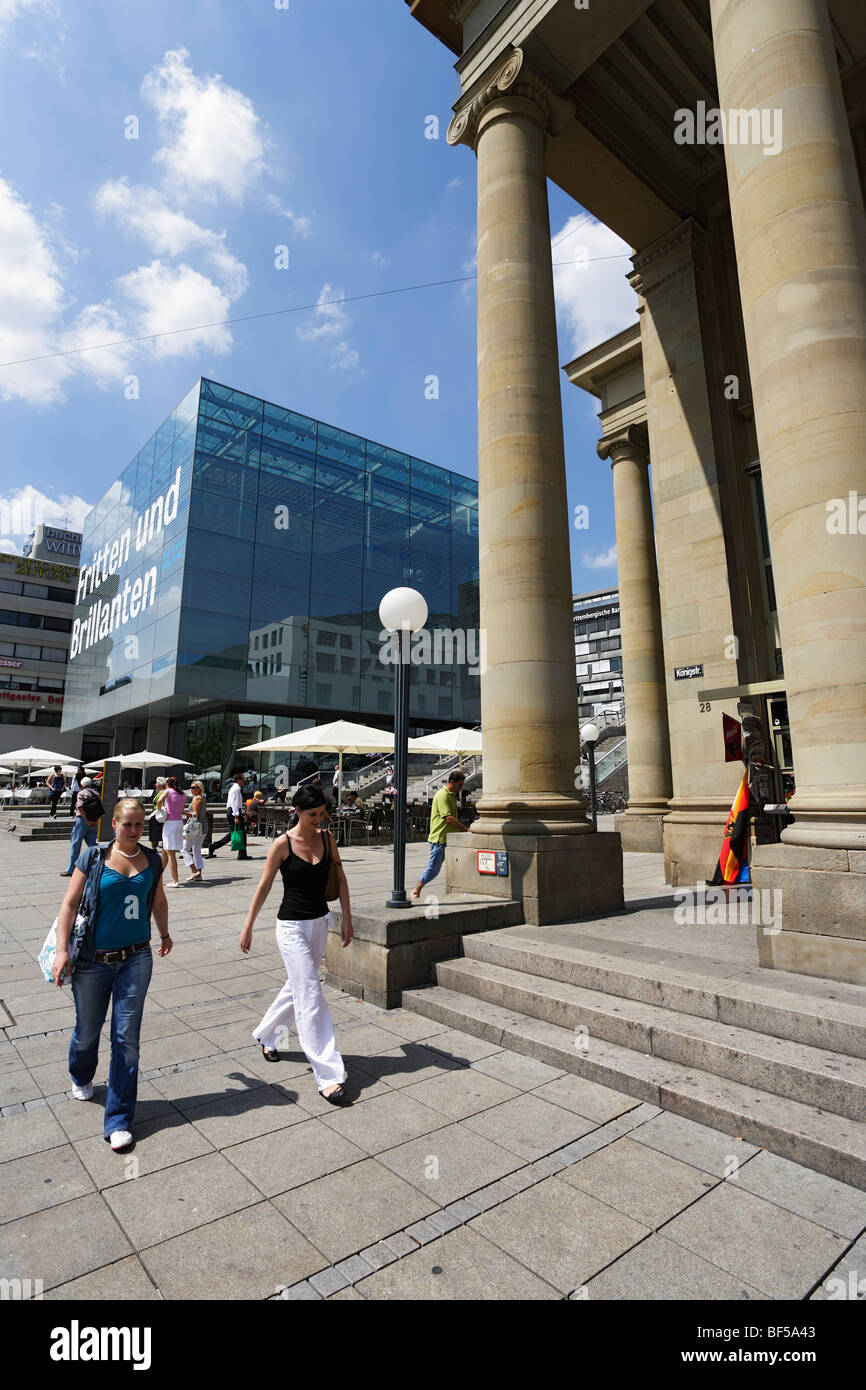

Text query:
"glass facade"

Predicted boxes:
[[62, 379, 480, 758]]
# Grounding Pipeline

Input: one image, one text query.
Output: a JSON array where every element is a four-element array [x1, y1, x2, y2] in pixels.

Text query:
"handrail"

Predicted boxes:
[[423, 756, 479, 798]]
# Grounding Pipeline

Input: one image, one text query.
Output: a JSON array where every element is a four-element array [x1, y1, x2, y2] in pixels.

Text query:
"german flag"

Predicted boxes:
[[709, 771, 751, 885]]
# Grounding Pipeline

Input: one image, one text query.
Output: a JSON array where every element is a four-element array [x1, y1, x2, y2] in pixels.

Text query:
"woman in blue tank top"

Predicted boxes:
[[52, 797, 172, 1152], [240, 785, 354, 1104]]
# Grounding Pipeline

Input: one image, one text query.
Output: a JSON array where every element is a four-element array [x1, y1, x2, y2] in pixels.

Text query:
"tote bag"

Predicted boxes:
[[38, 853, 101, 983]]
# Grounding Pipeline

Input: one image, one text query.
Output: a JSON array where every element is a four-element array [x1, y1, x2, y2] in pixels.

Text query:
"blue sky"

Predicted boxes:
[[0, 0, 638, 590]]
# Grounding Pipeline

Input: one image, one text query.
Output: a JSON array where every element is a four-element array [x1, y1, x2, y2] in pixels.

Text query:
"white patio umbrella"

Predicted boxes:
[[407, 726, 483, 772], [103, 749, 193, 789], [0, 765, 14, 777], [240, 719, 395, 808], [3, 746, 77, 778], [30, 764, 82, 779]]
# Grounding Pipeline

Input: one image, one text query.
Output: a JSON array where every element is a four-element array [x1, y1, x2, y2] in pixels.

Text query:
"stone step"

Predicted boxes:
[[400, 984, 866, 1189], [431, 956, 866, 1123], [462, 928, 866, 1059]]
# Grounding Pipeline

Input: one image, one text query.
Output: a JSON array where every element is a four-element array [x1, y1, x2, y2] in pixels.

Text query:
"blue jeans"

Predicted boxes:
[[69, 945, 153, 1137], [419, 841, 446, 885], [66, 817, 97, 873]]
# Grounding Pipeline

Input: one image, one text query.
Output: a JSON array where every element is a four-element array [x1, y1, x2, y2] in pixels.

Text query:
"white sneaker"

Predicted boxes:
[[165, 880, 181, 888], [70, 1081, 93, 1101], [109, 1130, 134, 1152]]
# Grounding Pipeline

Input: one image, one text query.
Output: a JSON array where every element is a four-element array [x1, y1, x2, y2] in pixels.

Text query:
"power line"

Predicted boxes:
[[0, 254, 632, 371]]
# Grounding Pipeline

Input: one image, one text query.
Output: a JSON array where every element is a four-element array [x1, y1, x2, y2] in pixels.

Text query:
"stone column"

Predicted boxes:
[[710, 0, 866, 982], [444, 50, 622, 923], [598, 423, 672, 851]]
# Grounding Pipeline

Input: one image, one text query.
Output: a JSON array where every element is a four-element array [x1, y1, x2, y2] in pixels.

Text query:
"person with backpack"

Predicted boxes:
[[239, 784, 352, 1104], [61, 777, 104, 877], [45, 765, 66, 818], [52, 797, 170, 1152]]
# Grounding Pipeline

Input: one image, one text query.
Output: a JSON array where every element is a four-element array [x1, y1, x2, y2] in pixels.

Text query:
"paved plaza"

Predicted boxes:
[[0, 826, 864, 1301]]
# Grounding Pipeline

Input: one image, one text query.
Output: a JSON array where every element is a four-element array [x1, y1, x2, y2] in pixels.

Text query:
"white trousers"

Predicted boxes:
[[253, 914, 346, 1090], [182, 837, 204, 870]]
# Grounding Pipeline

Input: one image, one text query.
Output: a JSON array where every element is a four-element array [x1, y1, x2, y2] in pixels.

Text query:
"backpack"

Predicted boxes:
[[80, 789, 105, 821]]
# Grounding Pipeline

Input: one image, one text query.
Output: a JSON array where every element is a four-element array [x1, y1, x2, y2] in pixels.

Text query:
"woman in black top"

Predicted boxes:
[[240, 785, 353, 1103]]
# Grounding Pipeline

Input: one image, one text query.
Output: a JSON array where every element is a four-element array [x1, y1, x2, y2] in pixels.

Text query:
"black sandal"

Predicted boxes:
[[319, 1084, 350, 1105], [261, 1044, 280, 1062]]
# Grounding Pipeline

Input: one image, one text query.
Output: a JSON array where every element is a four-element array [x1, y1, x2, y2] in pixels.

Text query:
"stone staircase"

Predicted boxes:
[[402, 921, 866, 1189], [0, 808, 77, 842]]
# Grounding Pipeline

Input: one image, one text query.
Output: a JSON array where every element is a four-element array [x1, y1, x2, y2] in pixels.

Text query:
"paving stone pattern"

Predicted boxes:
[[1, 836, 864, 1300]]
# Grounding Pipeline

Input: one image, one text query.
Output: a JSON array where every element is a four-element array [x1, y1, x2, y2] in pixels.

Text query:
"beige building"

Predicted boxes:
[[408, 0, 866, 984]]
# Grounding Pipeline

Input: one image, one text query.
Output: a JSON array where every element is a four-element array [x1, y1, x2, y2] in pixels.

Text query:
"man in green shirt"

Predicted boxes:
[[410, 771, 469, 899]]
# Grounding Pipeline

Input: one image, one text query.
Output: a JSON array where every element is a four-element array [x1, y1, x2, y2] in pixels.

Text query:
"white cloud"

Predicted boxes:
[[331, 341, 360, 372], [296, 284, 361, 372], [297, 283, 348, 341], [142, 47, 265, 204], [446, 177, 461, 190], [0, 484, 92, 546], [552, 215, 636, 356], [0, 537, 21, 553], [95, 178, 248, 297], [116, 260, 233, 359], [0, 175, 70, 404], [582, 545, 618, 570], [264, 193, 312, 238]]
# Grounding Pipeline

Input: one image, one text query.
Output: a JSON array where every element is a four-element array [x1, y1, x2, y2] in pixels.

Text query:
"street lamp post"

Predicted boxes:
[[581, 721, 600, 830], [380, 587, 428, 908]]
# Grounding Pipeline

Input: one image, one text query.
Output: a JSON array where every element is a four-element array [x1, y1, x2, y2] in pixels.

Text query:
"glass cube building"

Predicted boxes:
[[61, 378, 480, 781]]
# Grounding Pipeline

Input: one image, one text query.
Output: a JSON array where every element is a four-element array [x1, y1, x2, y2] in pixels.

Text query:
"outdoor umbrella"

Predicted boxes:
[[240, 719, 395, 808], [3, 747, 77, 777], [407, 726, 482, 773], [0, 766, 14, 777], [102, 750, 193, 789]]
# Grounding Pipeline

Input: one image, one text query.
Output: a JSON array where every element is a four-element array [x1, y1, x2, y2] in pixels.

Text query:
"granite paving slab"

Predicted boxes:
[[661, 1183, 848, 1299], [140, 1202, 327, 1300], [353, 1226, 559, 1300], [315, 1089, 449, 1155], [185, 1085, 312, 1146], [0, 1104, 68, 1162], [557, 1137, 718, 1228], [624, 1110, 760, 1177], [102, 1151, 264, 1250], [378, 1121, 525, 1204], [0, 1143, 95, 1222], [400, 1068, 521, 1121], [468, 1177, 650, 1293], [461, 1093, 598, 1161], [272, 1157, 439, 1263], [221, 1116, 367, 1196], [530, 1073, 643, 1124], [729, 1149, 866, 1239], [345, 1043, 464, 1090], [72, 1111, 216, 1188], [470, 1050, 565, 1091], [0, 1193, 132, 1291], [583, 1233, 768, 1300], [44, 1255, 162, 1300]]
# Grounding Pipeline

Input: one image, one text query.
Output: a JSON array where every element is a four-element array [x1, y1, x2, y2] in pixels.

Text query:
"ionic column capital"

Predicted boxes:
[[447, 48, 573, 149], [597, 423, 650, 466]]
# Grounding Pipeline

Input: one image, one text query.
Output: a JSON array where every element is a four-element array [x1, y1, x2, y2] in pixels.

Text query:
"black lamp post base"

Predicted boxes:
[[386, 891, 414, 909]]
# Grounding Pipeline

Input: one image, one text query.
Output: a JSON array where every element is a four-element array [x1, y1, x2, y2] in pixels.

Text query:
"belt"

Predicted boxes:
[[92, 941, 150, 964]]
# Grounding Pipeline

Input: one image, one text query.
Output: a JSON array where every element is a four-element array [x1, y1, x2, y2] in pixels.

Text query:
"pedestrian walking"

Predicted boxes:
[[159, 775, 186, 888], [240, 785, 352, 1103], [410, 770, 469, 899], [182, 781, 208, 882], [46, 765, 66, 818], [208, 771, 251, 860], [60, 777, 103, 877], [148, 776, 167, 851], [52, 797, 171, 1152], [68, 764, 86, 817]]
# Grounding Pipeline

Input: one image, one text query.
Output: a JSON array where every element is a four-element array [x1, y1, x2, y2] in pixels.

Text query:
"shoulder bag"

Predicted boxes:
[[38, 848, 103, 983], [323, 827, 341, 902]]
